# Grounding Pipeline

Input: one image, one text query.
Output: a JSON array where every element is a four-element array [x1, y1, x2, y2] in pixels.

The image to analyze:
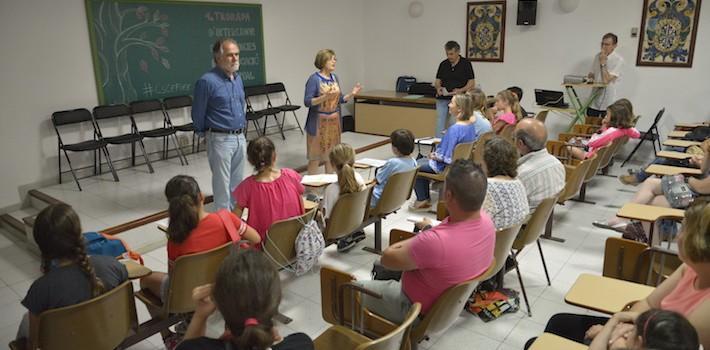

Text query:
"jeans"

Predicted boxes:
[[354, 279, 413, 324], [435, 99, 451, 138], [586, 107, 606, 118], [634, 147, 689, 182], [207, 131, 246, 211], [414, 159, 436, 201]]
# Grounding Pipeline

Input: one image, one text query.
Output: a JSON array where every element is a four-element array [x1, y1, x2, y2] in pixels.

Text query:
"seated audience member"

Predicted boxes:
[[322, 143, 367, 252], [526, 199, 710, 350], [353, 160, 495, 323], [482, 137, 529, 229], [588, 309, 699, 350], [16, 203, 128, 342], [620, 139, 708, 187], [468, 89, 493, 137], [233, 136, 305, 244], [140, 175, 261, 342], [594, 143, 709, 235], [567, 101, 640, 160], [177, 250, 314, 350], [514, 119, 566, 210], [491, 90, 523, 134], [507, 86, 529, 117], [371, 129, 417, 207], [411, 93, 477, 211]]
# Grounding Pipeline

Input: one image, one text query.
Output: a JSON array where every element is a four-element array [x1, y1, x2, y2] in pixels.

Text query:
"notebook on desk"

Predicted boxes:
[[535, 89, 569, 108]]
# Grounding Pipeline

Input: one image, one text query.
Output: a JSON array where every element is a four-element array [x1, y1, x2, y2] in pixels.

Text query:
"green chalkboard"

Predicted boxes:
[[85, 0, 265, 104]]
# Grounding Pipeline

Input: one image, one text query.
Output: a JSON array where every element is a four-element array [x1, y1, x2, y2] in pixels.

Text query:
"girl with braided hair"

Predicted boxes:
[[15, 203, 128, 341], [177, 249, 313, 350]]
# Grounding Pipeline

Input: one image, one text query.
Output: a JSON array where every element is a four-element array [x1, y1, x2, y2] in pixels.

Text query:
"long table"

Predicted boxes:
[[354, 90, 437, 138]]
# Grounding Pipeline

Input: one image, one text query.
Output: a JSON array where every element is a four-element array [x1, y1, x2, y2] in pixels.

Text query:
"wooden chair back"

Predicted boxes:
[[323, 185, 374, 242], [500, 124, 516, 142], [471, 132, 495, 165], [572, 124, 599, 135], [513, 196, 558, 250], [545, 140, 572, 163], [558, 155, 595, 204], [164, 242, 232, 314], [603, 237, 681, 286], [28, 281, 136, 350], [357, 303, 421, 350], [263, 208, 318, 269], [410, 262, 496, 343], [480, 225, 523, 281], [368, 168, 417, 219], [535, 110, 549, 123], [583, 143, 611, 183], [585, 116, 602, 126]]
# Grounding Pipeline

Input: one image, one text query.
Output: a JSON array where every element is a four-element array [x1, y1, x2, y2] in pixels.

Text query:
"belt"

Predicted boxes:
[[208, 128, 243, 134]]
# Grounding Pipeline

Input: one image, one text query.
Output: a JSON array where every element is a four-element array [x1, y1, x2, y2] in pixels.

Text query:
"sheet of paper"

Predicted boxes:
[[406, 216, 442, 226], [415, 137, 441, 145], [403, 94, 424, 99], [301, 174, 338, 185], [157, 217, 169, 233], [355, 158, 387, 168]]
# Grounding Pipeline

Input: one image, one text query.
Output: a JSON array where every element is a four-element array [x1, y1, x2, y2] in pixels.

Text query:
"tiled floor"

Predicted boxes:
[[0, 130, 644, 349]]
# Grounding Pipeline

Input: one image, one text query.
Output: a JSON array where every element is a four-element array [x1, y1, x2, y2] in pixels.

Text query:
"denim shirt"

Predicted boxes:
[[191, 67, 246, 132]]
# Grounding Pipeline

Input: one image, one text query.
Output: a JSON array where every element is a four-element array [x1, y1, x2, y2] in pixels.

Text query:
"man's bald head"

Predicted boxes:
[[515, 118, 547, 153]]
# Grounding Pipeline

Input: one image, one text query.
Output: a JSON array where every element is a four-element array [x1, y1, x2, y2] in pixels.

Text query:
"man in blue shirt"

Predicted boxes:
[[192, 38, 247, 210]]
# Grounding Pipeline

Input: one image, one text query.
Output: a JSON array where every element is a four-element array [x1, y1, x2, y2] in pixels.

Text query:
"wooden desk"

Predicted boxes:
[[354, 90, 436, 138], [645, 164, 702, 176], [668, 130, 689, 139], [121, 259, 152, 279], [663, 139, 701, 148], [675, 122, 706, 130], [565, 274, 655, 314], [529, 333, 587, 350], [656, 150, 693, 160], [617, 203, 684, 222]]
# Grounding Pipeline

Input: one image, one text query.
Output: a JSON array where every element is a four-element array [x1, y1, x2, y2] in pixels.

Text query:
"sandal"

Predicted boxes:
[[592, 220, 628, 233], [409, 201, 431, 212]]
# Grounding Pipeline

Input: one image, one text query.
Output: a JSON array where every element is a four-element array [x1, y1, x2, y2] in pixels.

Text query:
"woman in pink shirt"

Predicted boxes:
[[525, 199, 710, 349], [567, 101, 640, 160], [491, 90, 522, 134], [233, 136, 305, 248]]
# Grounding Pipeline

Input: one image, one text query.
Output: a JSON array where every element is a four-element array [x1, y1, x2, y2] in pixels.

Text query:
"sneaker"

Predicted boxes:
[[337, 237, 357, 253], [163, 333, 182, 350], [618, 174, 639, 186], [409, 201, 431, 212], [592, 220, 628, 233], [351, 230, 366, 243]]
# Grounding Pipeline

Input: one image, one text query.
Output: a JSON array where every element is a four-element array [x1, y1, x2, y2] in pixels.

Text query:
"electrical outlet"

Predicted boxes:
[[631, 27, 639, 38]]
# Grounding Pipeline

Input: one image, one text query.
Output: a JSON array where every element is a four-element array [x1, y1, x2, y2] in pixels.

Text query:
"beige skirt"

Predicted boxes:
[[307, 111, 342, 161]]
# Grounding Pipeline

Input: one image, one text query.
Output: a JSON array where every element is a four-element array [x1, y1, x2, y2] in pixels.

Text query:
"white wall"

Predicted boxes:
[[361, 0, 709, 136], [0, 0, 364, 209]]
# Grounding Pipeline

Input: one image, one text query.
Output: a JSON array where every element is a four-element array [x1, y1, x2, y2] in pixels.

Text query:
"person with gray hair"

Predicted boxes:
[[514, 118, 565, 210], [192, 38, 248, 210]]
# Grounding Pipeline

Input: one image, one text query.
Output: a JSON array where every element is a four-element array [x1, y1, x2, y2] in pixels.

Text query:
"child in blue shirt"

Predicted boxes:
[[371, 129, 417, 207]]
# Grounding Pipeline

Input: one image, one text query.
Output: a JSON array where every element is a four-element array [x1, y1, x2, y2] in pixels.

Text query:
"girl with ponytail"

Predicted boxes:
[[233, 136, 305, 246], [492, 89, 523, 134], [322, 143, 366, 219], [16, 203, 128, 341], [177, 249, 314, 350], [140, 175, 261, 307]]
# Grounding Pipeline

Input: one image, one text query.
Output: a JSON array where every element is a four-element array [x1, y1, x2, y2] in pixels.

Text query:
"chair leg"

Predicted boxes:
[[62, 149, 82, 191], [57, 147, 62, 184], [101, 147, 120, 182], [137, 139, 155, 173], [536, 239, 551, 286], [291, 110, 304, 134], [131, 141, 136, 166], [170, 134, 188, 166], [621, 136, 647, 167], [512, 253, 532, 317], [363, 219, 383, 255], [541, 208, 565, 243], [275, 115, 286, 140]]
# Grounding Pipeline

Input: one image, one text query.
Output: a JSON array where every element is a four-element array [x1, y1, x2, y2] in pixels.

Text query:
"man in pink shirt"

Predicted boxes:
[[356, 159, 495, 323]]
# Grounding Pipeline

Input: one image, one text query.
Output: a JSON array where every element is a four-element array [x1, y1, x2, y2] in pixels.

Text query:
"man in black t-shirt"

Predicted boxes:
[[434, 41, 476, 137]]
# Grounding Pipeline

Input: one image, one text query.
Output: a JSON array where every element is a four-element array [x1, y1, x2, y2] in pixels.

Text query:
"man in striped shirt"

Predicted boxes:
[[514, 119, 565, 210]]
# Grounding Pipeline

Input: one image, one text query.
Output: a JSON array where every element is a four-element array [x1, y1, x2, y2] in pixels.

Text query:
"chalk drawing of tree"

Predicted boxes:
[[93, 1, 170, 103]]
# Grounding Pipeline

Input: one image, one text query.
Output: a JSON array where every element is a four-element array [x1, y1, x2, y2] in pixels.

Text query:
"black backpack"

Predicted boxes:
[[685, 126, 710, 142]]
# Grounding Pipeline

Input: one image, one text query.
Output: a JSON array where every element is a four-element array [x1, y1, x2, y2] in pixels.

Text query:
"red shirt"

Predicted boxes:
[[233, 168, 305, 243], [167, 210, 245, 264]]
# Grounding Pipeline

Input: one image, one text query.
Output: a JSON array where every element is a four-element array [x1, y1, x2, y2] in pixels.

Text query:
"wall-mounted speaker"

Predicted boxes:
[[517, 0, 537, 25]]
